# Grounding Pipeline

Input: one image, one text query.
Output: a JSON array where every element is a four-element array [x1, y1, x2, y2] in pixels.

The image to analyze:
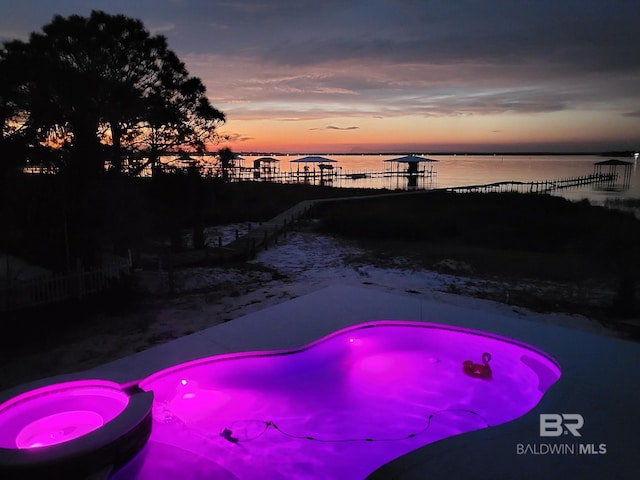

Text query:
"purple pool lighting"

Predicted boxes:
[[0, 380, 153, 479], [112, 321, 561, 480]]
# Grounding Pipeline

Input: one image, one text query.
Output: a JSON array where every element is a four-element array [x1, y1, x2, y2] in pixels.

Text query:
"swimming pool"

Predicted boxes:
[[0, 321, 561, 479], [122, 321, 561, 479]]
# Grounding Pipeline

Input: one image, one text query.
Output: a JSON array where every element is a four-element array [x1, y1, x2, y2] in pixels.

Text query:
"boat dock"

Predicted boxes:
[[221, 166, 438, 187]]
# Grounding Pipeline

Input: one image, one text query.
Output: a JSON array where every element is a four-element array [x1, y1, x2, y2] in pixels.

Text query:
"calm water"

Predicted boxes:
[[239, 154, 640, 205]]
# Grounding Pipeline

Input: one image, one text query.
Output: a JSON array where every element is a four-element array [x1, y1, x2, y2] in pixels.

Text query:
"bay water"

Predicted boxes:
[[240, 154, 640, 205]]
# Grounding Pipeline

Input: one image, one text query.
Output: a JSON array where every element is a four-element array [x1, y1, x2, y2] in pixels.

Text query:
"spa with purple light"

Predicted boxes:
[[0, 320, 561, 479]]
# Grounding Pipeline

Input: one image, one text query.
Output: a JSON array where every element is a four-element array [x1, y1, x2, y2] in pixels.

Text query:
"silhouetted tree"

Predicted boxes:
[[0, 44, 30, 173], [0, 11, 225, 176], [127, 77, 226, 176], [217, 147, 236, 182], [0, 11, 225, 267]]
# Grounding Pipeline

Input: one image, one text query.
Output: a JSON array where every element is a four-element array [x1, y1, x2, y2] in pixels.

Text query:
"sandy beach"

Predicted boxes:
[[0, 223, 616, 393]]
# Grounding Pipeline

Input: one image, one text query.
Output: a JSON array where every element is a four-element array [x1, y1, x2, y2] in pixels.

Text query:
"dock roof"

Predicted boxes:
[[290, 156, 338, 163], [385, 155, 439, 163], [594, 158, 633, 166]]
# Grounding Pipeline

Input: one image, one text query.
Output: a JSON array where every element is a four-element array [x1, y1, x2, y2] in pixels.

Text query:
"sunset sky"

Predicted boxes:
[[1, 0, 639, 153]]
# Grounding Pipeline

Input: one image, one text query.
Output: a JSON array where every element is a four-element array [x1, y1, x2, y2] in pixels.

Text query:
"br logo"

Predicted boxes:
[[539, 414, 584, 437]]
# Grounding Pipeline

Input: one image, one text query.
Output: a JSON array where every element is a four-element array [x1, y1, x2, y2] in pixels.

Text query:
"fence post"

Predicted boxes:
[[167, 253, 175, 295], [76, 258, 84, 301], [2, 279, 10, 312]]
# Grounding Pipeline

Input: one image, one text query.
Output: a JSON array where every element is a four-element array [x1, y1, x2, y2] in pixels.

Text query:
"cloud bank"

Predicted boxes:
[[2, 0, 638, 151]]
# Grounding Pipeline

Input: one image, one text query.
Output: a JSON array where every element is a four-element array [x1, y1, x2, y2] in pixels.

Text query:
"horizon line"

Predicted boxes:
[[198, 149, 639, 157]]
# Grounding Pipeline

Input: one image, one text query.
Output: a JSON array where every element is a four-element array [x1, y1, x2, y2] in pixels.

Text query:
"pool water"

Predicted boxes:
[[110, 321, 561, 480]]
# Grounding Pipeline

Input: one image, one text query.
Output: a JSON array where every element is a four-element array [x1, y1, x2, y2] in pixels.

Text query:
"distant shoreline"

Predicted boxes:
[[231, 151, 638, 158]]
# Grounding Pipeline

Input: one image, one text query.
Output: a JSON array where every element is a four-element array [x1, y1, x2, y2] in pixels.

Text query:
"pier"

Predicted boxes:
[[161, 199, 319, 272], [445, 173, 618, 194]]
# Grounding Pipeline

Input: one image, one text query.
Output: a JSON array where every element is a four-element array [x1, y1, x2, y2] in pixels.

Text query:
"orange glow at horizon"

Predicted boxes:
[[217, 109, 640, 154]]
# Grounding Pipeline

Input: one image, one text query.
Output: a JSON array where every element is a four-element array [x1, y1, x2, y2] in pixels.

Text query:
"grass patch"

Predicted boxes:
[[317, 192, 640, 274], [346, 238, 605, 283], [315, 191, 640, 320]]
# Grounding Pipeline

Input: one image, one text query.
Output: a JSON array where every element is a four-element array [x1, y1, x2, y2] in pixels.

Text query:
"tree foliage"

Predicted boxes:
[[217, 147, 237, 182], [0, 11, 226, 269], [0, 10, 225, 175]]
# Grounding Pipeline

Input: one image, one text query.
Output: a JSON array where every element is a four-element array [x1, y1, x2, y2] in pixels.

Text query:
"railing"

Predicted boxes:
[[445, 173, 617, 194], [0, 255, 131, 313]]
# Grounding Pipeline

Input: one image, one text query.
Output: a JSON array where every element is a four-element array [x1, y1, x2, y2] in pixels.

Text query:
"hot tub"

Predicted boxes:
[[0, 380, 152, 479]]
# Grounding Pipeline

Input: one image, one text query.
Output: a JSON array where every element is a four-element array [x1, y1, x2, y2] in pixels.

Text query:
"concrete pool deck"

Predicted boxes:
[[88, 284, 638, 479]]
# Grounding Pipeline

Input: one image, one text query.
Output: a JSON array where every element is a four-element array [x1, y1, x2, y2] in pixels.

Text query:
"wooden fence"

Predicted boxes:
[[0, 255, 131, 313]]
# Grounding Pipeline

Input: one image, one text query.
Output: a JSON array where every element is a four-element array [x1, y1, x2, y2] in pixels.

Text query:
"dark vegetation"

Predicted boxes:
[[1, 11, 224, 178], [317, 191, 639, 262], [0, 175, 377, 357], [0, 171, 378, 270], [315, 191, 640, 323], [1, 11, 227, 270]]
